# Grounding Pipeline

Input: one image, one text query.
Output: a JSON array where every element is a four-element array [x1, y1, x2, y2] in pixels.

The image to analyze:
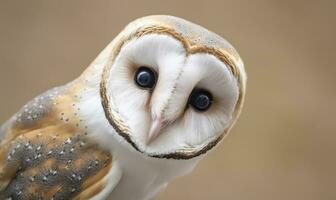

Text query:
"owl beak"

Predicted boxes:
[[147, 116, 163, 145]]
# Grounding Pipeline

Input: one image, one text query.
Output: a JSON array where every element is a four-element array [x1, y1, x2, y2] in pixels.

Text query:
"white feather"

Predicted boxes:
[[102, 34, 240, 154]]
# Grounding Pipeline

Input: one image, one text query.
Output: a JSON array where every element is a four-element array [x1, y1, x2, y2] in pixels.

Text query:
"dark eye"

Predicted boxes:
[[134, 66, 157, 89], [188, 89, 213, 111]]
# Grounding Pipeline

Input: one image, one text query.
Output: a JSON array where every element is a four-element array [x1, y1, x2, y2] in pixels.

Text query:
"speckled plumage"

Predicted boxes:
[[0, 15, 246, 200], [0, 82, 113, 200]]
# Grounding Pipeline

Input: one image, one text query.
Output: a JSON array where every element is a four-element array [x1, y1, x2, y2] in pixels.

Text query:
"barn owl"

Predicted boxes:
[[0, 15, 246, 200]]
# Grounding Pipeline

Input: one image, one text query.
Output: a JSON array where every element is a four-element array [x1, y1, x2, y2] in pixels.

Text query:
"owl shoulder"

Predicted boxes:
[[0, 82, 122, 199]]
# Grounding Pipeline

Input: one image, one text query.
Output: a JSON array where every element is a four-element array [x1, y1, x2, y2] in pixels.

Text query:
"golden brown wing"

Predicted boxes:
[[0, 129, 113, 200], [0, 82, 120, 200]]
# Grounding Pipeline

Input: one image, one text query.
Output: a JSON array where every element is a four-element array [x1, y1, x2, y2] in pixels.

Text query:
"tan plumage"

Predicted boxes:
[[0, 81, 114, 199]]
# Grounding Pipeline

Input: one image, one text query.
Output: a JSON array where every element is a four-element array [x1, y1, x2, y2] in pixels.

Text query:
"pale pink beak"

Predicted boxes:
[[147, 115, 163, 145]]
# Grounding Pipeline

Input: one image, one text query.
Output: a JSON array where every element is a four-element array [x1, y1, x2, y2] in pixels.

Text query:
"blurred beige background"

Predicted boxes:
[[0, 0, 335, 199]]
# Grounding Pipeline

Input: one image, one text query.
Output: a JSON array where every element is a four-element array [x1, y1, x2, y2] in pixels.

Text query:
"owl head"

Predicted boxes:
[[95, 15, 246, 160]]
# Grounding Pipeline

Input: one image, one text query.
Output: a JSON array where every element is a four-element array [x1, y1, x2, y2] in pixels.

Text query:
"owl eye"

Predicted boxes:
[[188, 89, 213, 112], [134, 66, 157, 89]]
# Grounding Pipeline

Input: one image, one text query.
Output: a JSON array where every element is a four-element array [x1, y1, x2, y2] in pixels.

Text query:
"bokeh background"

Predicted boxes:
[[0, 0, 335, 199]]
